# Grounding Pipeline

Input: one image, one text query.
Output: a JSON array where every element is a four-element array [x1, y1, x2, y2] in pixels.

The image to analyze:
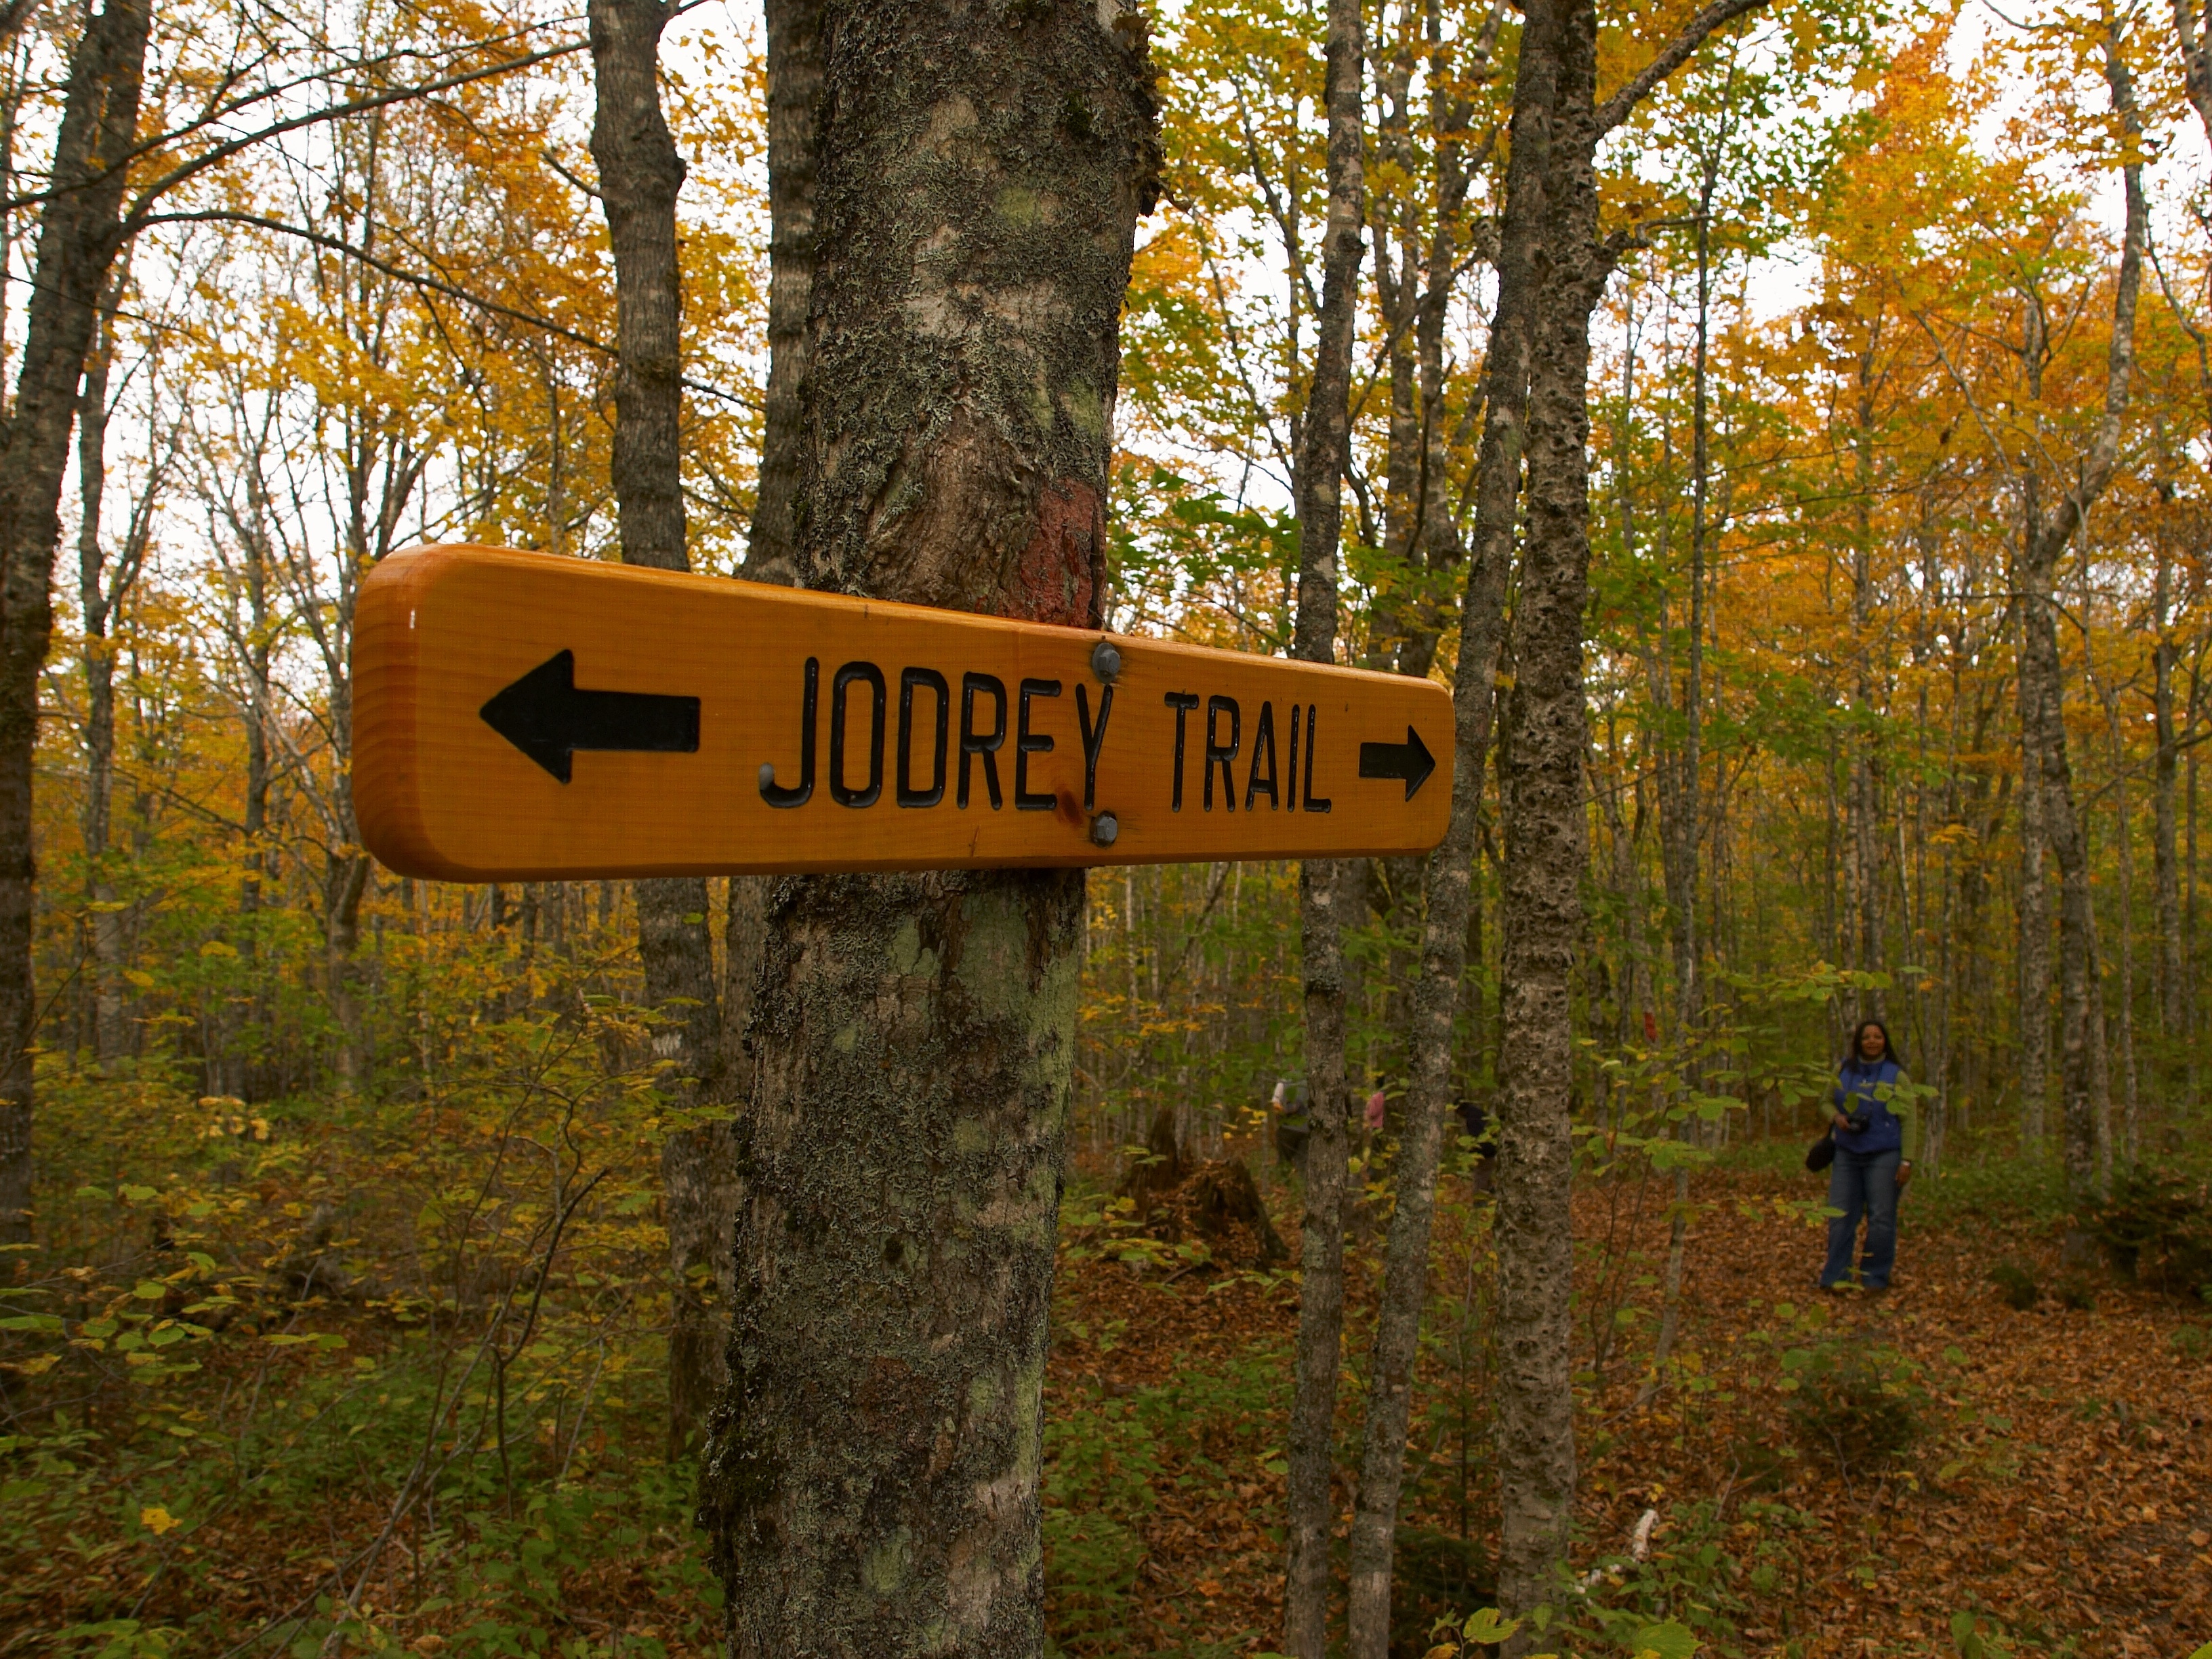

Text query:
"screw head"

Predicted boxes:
[[1090, 639, 1122, 682], [1090, 812, 1120, 847]]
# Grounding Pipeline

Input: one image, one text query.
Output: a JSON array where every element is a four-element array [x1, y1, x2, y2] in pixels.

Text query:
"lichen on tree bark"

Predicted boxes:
[[697, 3, 1157, 1651]]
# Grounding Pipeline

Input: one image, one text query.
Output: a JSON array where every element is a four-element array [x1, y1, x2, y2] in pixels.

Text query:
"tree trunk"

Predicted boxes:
[[1492, 0, 1601, 1624], [2020, 582, 2098, 1209], [2016, 600, 2050, 1153], [696, 5, 1155, 1651], [2190, 655, 2203, 1113], [1848, 359, 1881, 1019], [665, 1117, 740, 1453], [2153, 544, 2182, 1106], [0, 0, 151, 1243], [1399, 0, 1486, 687], [2110, 688, 2139, 1164], [590, 0, 724, 1104], [2174, 0, 2212, 147], [1282, 0, 1363, 1650], [229, 497, 273, 1099], [1373, 21, 1418, 675], [2018, 27, 2144, 1216], [1643, 137, 1724, 1404], [1340, 6, 1532, 1643], [75, 272, 132, 1069], [590, 0, 735, 1450], [593, 0, 687, 571], [722, 0, 821, 1094], [1481, 0, 1775, 1633], [745, 0, 825, 588]]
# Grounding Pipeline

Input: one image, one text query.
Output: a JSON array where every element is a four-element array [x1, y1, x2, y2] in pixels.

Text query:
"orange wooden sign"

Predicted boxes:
[[354, 545, 1452, 880]]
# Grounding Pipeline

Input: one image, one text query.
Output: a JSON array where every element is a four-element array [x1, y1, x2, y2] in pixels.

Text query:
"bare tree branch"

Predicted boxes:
[[1595, 0, 1772, 137]]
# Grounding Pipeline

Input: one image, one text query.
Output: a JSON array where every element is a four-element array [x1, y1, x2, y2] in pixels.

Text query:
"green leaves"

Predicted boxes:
[[1461, 1607, 1521, 1644], [1629, 1620, 1699, 1659], [1950, 1610, 2016, 1659]]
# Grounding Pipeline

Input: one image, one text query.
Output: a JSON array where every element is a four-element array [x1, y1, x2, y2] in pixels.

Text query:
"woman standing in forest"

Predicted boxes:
[[1820, 1020, 1918, 1293]]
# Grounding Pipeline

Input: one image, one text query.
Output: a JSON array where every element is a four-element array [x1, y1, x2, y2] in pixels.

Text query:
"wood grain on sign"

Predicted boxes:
[[355, 544, 1452, 880]]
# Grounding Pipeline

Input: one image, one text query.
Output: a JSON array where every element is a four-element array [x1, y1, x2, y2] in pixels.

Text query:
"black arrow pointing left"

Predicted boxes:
[[480, 650, 700, 784]]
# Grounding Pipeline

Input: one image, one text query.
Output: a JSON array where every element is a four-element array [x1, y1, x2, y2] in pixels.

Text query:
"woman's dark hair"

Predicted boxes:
[[1846, 1019, 1896, 1067]]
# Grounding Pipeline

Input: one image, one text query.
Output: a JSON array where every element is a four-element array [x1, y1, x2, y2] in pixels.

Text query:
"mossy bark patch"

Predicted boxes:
[[700, 10, 1155, 1649]]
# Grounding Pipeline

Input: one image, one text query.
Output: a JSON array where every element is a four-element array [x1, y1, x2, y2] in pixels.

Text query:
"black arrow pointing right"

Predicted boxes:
[[480, 650, 700, 783], [1358, 725, 1437, 800]]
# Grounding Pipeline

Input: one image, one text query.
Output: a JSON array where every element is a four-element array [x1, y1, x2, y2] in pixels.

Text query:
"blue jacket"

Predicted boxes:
[[1832, 1057, 1906, 1155]]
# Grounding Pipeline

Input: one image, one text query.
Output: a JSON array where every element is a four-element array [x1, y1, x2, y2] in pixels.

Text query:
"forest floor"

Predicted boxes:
[[1043, 1145, 2212, 1659], [5, 1141, 2209, 1657]]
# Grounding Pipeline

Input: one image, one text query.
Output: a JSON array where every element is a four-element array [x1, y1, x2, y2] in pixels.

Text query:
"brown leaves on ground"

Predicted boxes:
[[1046, 1153, 2212, 1656]]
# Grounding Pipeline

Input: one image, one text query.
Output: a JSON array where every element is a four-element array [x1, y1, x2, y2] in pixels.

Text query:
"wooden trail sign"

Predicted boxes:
[[355, 545, 1452, 880]]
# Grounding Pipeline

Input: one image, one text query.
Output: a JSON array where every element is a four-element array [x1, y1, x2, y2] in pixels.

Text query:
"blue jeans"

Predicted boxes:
[[1821, 1146, 1902, 1289]]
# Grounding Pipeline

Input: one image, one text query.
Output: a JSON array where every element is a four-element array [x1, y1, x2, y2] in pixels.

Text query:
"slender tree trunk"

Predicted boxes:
[[1395, 0, 1480, 687], [590, 0, 736, 1449], [1849, 354, 1883, 1021], [590, 0, 724, 1103], [2022, 516, 2097, 1202], [1644, 141, 1721, 1403], [2110, 689, 2140, 1164], [665, 1116, 740, 1453], [2190, 655, 2203, 1113], [745, 0, 825, 588], [1341, 7, 1532, 1643], [234, 505, 272, 1099], [1481, 0, 1774, 1635], [2173, 0, 2212, 146], [2153, 544, 2182, 1111], [75, 274, 129, 1068], [1374, 22, 1418, 676], [2016, 586, 2050, 1152], [1492, 0, 1601, 1620], [1283, 0, 1364, 1650], [722, 0, 825, 1090], [697, 0, 825, 1109], [0, 0, 151, 1242], [2019, 27, 2144, 1215], [697, 5, 1156, 1651]]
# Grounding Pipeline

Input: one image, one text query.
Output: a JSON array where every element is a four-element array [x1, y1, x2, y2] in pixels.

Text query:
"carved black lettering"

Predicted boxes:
[[1015, 678, 1061, 811], [1246, 699, 1279, 810], [1205, 695, 1241, 812], [1076, 684, 1114, 811], [960, 673, 1007, 810], [898, 668, 949, 808], [830, 662, 886, 808], [760, 657, 818, 808], [1164, 691, 1200, 811], [1303, 703, 1332, 813], [1288, 701, 1300, 807]]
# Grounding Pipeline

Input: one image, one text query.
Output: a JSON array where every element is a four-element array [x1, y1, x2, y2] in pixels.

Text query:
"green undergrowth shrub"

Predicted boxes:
[[1780, 1338, 1927, 1477], [1526, 1496, 1823, 1658], [2, 975, 721, 1654], [1041, 1340, 1287, 1658], [2082, 1167, 2212, 1297], [1717, 1137, 1814, 1181], [1913, 1149, 2071, 1232], [3, 1331, 720, 1654], [1988, 1261, 2039, 1309]]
